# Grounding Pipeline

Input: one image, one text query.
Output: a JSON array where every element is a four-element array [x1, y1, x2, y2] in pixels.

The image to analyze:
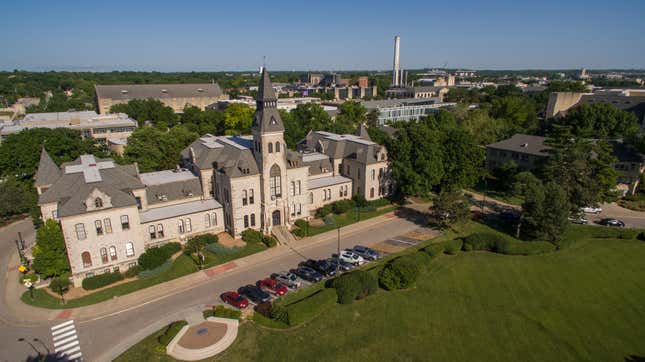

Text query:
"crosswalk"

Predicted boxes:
[[51, 320, 83, 361]]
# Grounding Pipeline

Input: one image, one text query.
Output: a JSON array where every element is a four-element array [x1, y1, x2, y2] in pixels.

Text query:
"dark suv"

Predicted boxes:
[[237, 284, 271, 304], [299, 259, 337, 277], [290, 266, 323, 282]]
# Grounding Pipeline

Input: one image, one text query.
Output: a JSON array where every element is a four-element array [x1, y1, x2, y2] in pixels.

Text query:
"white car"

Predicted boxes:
[[338, 250, 365, 266], [580, 206, 602, 214]]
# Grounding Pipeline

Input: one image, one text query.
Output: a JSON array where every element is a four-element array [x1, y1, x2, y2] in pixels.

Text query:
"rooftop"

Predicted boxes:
[[308, 175, 352, 189], [139, 169, 197, 186], [487, 134, 552, 157], [139, 198, 222, 223], [95, 83, 225, 100]]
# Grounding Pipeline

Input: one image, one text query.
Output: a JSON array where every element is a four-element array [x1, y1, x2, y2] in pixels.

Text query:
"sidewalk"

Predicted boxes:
[[3, 210, 402, 325]]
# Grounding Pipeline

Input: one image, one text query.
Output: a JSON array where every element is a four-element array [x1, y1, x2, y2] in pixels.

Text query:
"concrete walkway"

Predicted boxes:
[[3, 210, 405, 325]]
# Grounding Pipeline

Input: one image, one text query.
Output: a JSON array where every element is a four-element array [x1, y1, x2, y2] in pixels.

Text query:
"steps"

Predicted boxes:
[[271, 225, 297, 246]]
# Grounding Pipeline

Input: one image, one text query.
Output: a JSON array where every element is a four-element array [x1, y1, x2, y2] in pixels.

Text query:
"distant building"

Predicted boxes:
[[0, 111, 137, 154], [455, 70, 476, 78], [95, 83, 229, 114], [385, 86, 449, 100], [546, 92, 645, 124], [357, 76, 369, 88], [309, 73, 323, 85], [360, 98, 456, 125]]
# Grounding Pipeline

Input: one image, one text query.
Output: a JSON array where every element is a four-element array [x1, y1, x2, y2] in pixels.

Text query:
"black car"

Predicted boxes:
[[299, 259, 337, 277], [237, 284, 271, 304], [327, 257, 354, 272], [598, 218, 625, 227], [352, 245, 380, 261], [290, 266, 323, 282]]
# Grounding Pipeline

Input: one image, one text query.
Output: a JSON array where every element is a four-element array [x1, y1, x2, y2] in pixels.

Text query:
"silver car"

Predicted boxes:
[[271, 271, 302, 289]]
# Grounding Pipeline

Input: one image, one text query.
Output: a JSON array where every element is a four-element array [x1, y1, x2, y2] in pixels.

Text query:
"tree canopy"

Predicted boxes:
[[123, 125, 199, 172], [110, 99, 178, 127], [550, 103, 639, 139], [32, 219, 70, 277]]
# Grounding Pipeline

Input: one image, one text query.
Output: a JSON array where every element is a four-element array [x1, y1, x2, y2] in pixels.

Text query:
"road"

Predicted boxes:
[[0, 215, 423, 362]]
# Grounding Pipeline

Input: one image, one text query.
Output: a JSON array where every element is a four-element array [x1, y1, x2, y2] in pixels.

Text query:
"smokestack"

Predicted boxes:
[[393, 36, 400, 87]]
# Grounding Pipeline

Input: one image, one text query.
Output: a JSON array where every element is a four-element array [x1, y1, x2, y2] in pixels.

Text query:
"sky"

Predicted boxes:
[[1, 0, 644, 71]]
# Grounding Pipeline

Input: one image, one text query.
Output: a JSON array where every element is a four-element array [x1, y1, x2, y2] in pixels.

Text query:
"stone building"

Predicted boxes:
[[95, 83, 229, 114]]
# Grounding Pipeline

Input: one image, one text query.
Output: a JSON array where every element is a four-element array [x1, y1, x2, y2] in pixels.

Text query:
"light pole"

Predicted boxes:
[[336, 227, 341, 273]]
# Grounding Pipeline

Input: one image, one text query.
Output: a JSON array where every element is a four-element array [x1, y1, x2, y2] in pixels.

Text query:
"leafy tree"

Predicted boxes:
[[460, 109, 505, 145], [223, 103, 253, 135], [520, 182, 569, 241], [282, 103, 331, 147], [552, 103, 639, 139], [491, 96, 538, 133], [334, 101, 366, 134], [110, 99, 178, 127], [492, 160, 519, 192], [513, 171, 542, 198], [49, 275, 71, 296], [124, 125, 198, 172], [432, 189, 470, 227], [32, 220, 70, 278], [185, 236, 208, 269], [439, 128, 485, 190], [0, 177, 37, 218]]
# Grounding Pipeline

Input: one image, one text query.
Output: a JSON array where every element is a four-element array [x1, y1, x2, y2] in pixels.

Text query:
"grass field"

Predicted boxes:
[[297, 206, 398, 237], [117, 222, 645, 361]]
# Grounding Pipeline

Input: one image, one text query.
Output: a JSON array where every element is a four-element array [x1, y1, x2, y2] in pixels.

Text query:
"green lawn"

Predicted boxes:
[[297, 206, 398, 237]]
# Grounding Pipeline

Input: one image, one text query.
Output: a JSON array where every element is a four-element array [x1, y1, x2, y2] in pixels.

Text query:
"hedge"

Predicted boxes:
[[462, 232, 556, 255], [443, 239, 463, 255], [379, 254, 421, 290], [272, 288, 337, 326], [124, 265, 141, 278], [203, 305, 242, 320], [158, 321, 188, 346], [188, 234, 219, 245], [332, 270, 378, 304], [82, 271, 124, 290], [317, 204, 333, 218], [332, 199, 355, 214], [242, 229, 276, 248], [422, 243, 446, 257], [138, 242, 181, 270]]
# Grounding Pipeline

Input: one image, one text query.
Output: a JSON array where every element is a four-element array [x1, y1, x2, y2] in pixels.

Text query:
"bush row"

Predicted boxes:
[[138, 242, 181, 270], [271, 288, 337, 326], [241, 229, 276, 248], [462, 233, 555, 255], [203, 305, 241, 320], [378, 254, 424, 290], [332, 270, 378, 304], [82, 271, 124, 290], [158, 320, 188, 346]]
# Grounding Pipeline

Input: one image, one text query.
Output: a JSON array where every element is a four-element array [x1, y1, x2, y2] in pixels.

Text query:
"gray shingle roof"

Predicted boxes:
[[95, 83, 224, 100], [252, 69, 285, 133], [297, 130, 386, 165], [181, 134, 259, 178], [34, 149, 61, 187], [486, 134, 551, 157]]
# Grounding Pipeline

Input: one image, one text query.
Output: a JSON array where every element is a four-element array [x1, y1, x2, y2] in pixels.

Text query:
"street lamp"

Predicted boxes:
[[23, 279, 34, 300]]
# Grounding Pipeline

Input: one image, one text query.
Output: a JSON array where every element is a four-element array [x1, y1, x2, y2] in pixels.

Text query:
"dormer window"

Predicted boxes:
[[95, 197, 103, 208], [270, 117, 277, 125]]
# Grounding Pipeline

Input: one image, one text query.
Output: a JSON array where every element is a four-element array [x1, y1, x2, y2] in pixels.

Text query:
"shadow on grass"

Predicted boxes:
[[625, 355, 645, 362], [393, 206, 430, 227]]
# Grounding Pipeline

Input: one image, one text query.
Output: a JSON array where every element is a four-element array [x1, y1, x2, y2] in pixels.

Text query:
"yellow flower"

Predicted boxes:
[[18, 265, 27, 273]]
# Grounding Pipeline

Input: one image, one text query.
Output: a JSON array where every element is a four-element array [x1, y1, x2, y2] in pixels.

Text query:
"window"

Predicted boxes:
[[309, 192, 314, 203], [94, 197, 103, 208], [81, 252, 92, 268], [205, 213, 211, 228], [120, 215, 130, 230], [290, 181, 295, 196], [185, 218, 192, 232], [178, 219, 185, 234], [249, 189, 254, 204], [100, 248, 108, 264], [296, 181, 301, 195], [291, 204, 296, 217], [149, 225, 156, 239], [75, 223, 86, 240], [339, 187, 343, 197], [242, 190, 248, 205], [379, 168, 384, 178], [125, 242, 135, 257], [344, 185, 348, 197], [250, 213, 256, 226], [269, 165, 282, 198], [109, 246, 117, 261], [268, 143, 273, 153], [244, 215, 249, 228], [372, 169, 376, 180], [297, 204, 302, 215], [358, 169, 361, 180], [338, 164, 343, 175], [157, 224, 164, 238], [135, 197, 142, 210], [104, 218, 112, 233], [370, 187, 375, 198], [275, 141, 281, 152], [52, 210, 58, 219], [211, 213, 217, 226], [95, 220, 103, 235]]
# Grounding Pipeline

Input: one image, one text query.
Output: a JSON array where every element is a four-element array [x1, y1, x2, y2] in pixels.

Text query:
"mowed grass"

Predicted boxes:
[[213, 225, 645, 362]]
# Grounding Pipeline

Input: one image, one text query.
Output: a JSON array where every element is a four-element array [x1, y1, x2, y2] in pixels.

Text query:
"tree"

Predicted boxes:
[[491, 96, 538, 133], [461, 109, 505, 145], [334, 101, 366, 134], [491, 160, 518, 192], [520, 182, 569, 241], [0, 177, 37, 218], [124, 125, 198, 172], [32, 220, 70, 278], [110, 99, 178, 127], [513, 171, 542, 197], [439, 128, 485, 190], [282, 103, 331, 147], [223, 103, 253, 135], [553, 103, 639, 139], [185, 236, 208, 269], [432, 189, 470, 228]]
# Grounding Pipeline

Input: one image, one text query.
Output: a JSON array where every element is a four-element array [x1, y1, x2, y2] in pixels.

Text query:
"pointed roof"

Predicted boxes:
[[34, 148, 61, 187], [356, 124, 371, 141], [253, 68, 284, 133]]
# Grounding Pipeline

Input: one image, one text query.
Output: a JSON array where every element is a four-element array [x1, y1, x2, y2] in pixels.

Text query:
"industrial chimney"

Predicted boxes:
[[392, 35, 400, 87]]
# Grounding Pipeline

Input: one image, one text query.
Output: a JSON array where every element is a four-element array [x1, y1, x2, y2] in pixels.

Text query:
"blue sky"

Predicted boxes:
[[1, 0, 644, 71]]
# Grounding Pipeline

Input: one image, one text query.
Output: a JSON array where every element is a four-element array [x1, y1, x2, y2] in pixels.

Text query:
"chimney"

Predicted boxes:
[[393, 36, 400, 87]]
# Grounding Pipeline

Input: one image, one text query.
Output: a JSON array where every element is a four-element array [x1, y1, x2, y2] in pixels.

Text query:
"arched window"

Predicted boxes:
[[249, 189, 254, 204], [109, 246, 117, 261], [185, 218, 192, 232], [275, 141, 281, 152], [95, 197, 103, 208], [82, 251, 92, 268], [242, 190, 248, 205], [269, 164, 281, 198], [205, 213, 211, 228], [178, 219, 185, 233], [371, 169, 376, 180], [268, 143, 273, 153], [125, 242, 135, 257], [244, 215, 249, 228], [370, 187, 375, 198], [250, 213, 256, 226], [211, 212, 217, 225], [100, 248, 108, 264]]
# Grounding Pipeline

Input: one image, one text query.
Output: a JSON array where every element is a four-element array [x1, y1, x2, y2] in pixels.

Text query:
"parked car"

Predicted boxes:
[[327, 257, 354, 272], [598, 218, 625, 227], [237, 285, 271, 304], [299, 259, 337, 277], [337, 250, 365, 266], [352, 245, 380, 261], [568, 215, 589, 224], [581, 206, 602, 214], [270, 271, 302, 289], [290, 266, 323, 283], [257, 278, 288, 296], [221, 291, 249, 309]]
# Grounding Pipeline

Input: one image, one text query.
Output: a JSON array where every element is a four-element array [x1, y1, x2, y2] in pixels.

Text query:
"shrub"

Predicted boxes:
[[379, 256, 420, 290], [294, 219, 309, 229], [317, 205, 333, 218], [20, 273, 39, 284], [285, 288, 337, 326], [367, 198, 391, 208], [443, 239, 463, 255], [49, 275, 70, 295], [462, 233, 504, 251], [422, 243, 445, 257], [207, 305, 242, 320], [332, 199, 355, 214], [352, 195, 368, 207], [82, 271, 124, 290], [158, 321, 188, 346], [638, 232, 645, 241], [138, 242, 181, 271], [254, 302, 273, 318], [262, 235, 277, 248], [292, 228, 306, 238], [161, 242, 182, 255], [189, 234, 218, 245], [124, 265, 141, 278], [241, 229, 264, 244], [462, 232, 556, 255], [332, 270, 378, 304]]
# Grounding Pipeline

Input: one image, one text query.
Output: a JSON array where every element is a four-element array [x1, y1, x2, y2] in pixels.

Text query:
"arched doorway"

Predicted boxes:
[[272, 210, 281, 226]]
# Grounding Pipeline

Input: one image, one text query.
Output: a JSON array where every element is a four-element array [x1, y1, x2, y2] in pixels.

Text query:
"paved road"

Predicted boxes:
[[0, 215, 423, 362]]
